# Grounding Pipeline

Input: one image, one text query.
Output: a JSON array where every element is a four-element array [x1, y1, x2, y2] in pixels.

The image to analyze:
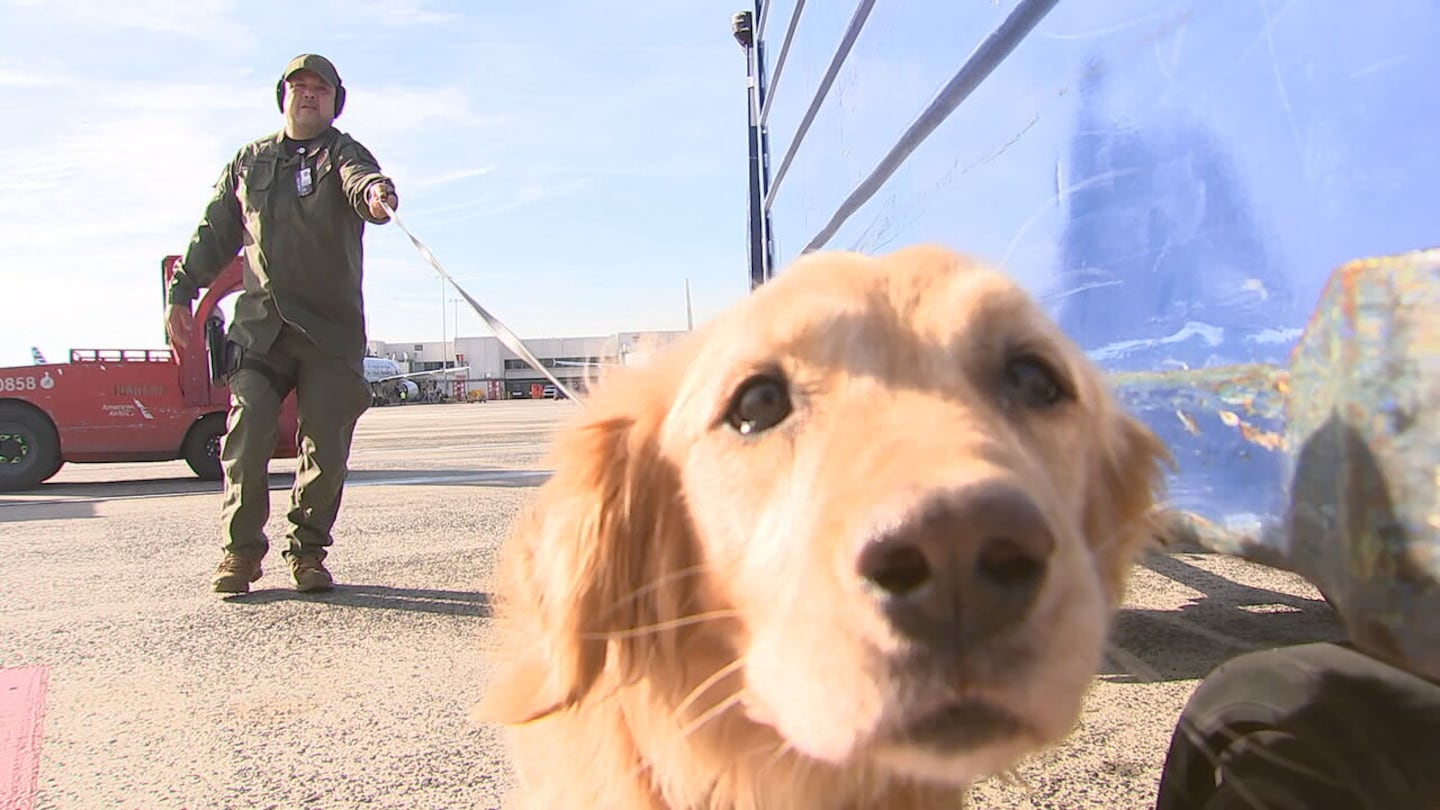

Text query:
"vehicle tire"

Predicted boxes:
[[0, 402, 63, 492], [182, 413, 227, 481]]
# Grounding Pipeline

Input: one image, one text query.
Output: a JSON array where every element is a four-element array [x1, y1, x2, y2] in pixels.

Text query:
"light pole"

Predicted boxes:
[[734, 6, 773, 289], [448, 298, 463, 401], [439, 277, 447, 377], [449, 297, 461, 367]]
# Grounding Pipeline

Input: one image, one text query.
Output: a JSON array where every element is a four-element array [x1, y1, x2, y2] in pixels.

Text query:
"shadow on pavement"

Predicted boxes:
[[0, 499, 101, 522], [2, 467, 548, 511], [226, 584, 492, 617], [12, 475, 240, 500], [1101, 552, 1345, 684], [345, 469, 551, 489]]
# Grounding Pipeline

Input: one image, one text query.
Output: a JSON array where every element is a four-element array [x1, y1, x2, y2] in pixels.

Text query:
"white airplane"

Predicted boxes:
[[362, 356, 469, 404], [553, 359, 617, 368]]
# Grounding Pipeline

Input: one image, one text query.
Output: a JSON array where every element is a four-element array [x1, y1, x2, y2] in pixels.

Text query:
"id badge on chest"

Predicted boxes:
[[295, 146, 315, 197]]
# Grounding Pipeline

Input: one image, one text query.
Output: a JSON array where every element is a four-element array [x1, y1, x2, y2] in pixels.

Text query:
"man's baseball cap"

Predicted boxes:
[[277, 54, 346, 115], [281, 54, 342, 88]]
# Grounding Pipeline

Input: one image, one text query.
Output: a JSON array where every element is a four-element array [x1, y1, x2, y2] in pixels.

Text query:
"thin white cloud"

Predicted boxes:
[[344, 84, 518, 138], [402, 168, 592, 221], [12, 0, 241, 39], [0, 67, 50, 87], [335, 0, 459, 26], [0, 76, 264, 261], [418, 166, 497, 187], [96, 79, 259, 114]]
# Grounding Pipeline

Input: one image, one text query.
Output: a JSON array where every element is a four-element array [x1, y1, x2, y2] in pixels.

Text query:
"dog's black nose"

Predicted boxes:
[[856, 482, 1055, 647]]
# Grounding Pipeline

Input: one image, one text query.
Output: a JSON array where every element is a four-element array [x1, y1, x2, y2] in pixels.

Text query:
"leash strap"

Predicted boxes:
[[381, 202, 584, 403]]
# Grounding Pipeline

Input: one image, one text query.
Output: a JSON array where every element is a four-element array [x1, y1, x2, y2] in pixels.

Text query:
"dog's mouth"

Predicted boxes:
[[891, 697, 1023, 752]]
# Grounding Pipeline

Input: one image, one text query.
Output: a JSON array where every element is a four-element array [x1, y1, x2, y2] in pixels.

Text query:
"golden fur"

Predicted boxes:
[[478, 245, 1168, 808]]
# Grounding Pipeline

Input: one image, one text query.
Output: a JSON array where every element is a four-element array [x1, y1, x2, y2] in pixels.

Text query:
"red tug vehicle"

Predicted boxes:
[[0, 255, 299, 491]]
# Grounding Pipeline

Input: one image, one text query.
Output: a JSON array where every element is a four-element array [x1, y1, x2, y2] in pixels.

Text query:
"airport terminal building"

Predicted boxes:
[[366, 330, 688, 400]]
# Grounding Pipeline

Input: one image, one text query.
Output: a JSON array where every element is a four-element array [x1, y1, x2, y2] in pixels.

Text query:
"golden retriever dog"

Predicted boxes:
[[478, 245, 1167, 808]]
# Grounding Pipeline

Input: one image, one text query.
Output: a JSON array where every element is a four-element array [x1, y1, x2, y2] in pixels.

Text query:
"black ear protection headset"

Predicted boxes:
[[275, 63, 346, 117]]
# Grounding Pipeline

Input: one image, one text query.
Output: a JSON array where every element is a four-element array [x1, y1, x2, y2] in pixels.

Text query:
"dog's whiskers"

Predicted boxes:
[[679, 691, 745, 742], [582, 608, 742, 640], [738, 739, 786, 764], [598, 564, 713, 618], [765, 739, 797, 769], [609, 688, 750, 800], [672, 658, 746, 724]]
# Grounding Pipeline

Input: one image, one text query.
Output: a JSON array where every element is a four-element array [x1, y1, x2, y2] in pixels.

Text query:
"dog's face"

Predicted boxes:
[[484, 245, 1166, 790]]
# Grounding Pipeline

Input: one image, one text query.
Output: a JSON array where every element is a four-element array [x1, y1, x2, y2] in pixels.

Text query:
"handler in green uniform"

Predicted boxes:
[[165, 54, 398, 594]]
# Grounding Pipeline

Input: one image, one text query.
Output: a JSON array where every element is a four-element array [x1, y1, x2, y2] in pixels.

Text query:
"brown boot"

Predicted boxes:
[[212, 552, 263, 594], [290, 553, 334, 593]]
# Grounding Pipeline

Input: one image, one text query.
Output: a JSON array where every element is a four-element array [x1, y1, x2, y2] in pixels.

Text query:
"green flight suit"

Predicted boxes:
[[169, 126, 391, 560]]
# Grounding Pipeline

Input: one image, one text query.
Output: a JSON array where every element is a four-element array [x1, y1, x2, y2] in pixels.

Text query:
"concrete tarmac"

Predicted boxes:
[[0, 400, 1345, 809]]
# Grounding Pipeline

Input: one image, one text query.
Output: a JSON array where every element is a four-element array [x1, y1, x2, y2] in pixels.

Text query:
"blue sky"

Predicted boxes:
[[0, 0, 753, 368]]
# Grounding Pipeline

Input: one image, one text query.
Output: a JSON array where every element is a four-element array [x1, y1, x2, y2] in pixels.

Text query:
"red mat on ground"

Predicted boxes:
[[0, 666, 48, 810]]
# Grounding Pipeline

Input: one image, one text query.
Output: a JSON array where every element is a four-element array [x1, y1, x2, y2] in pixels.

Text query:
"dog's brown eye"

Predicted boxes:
[[1004, 356, 1069, 408], [726, 375, 792, 435]]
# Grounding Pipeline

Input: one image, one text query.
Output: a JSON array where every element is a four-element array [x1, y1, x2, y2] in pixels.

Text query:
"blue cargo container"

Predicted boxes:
[[736, 0, 1440, 680]]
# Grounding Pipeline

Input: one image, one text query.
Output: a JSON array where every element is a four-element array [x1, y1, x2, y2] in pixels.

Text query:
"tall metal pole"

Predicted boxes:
[[440, 277, 447, 387], [450, 297, 461, 400], [734, 8, 768, 290]]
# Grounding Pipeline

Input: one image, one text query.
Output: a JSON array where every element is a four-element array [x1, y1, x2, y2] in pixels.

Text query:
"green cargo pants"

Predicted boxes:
[[219, 325, 372, 560]]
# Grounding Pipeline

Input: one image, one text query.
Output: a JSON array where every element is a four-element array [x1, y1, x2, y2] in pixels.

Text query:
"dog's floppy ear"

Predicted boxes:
[[1086, 406, 1172, 598], [478, 379, 696, 725]]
